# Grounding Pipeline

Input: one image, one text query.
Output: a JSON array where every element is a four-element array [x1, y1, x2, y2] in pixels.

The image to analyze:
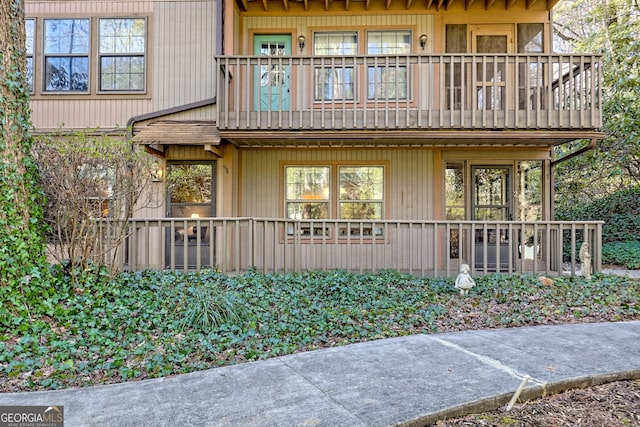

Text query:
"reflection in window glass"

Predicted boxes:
[[518, 161, 542, 221], [314, 32, 357, 101], [314, 68, 355, 101], [339, 166, 384, 220], [26, 19, 34, 92], [285, 166, 330, 220], [445, 162, 465, 220], [168, 164, 213, 204], [99, 18, 146, 91], [314, 32, 357, 56], [367, 31, 410, 100], [44, 19, 90, 91]]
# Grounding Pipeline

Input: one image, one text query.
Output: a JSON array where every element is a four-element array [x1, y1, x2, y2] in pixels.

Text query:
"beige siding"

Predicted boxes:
[[153, 1, 217, 111], [26, 0, 217, 131], [239, 148, 434, 220], [244, 14, 434, 53]]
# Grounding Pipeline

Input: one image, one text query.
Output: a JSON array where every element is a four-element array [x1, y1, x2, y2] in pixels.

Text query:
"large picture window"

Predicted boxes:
[[44, 19, 90, 92], [99, 18, 146, 91], [285, 165, 385, 238], [366, 31, 410, 100], [313, 32, 357, 101]]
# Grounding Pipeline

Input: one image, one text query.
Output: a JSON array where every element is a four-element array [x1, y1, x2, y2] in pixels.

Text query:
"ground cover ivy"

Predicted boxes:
[[1, 269, 638, 392]]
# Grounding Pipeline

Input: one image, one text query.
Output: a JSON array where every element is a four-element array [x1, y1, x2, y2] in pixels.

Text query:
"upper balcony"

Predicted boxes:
[[215, 53, 602, 143]]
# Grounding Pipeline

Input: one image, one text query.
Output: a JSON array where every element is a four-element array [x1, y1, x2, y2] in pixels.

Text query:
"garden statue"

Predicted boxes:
[[455, 264, 476, 295], [580, 242, 592, 280]]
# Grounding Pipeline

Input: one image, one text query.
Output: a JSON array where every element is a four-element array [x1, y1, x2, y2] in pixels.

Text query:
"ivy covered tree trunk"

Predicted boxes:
[[0, 0, 48, 318]]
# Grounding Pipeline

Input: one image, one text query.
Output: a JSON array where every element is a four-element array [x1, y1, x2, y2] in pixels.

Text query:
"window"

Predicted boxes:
[[445, 162, 465, 220], [366, 31, 410, 100], [445, 162, 465, 259], [44, 19, 90, 91], [285, 165, 385, 238], [517, 24, 545, 110], [99, 18, 146, 91], [339, 166, 384, 220], [285, 166, 330, 220], [313, 32, 357, 101], [26, 19, 34, 93]]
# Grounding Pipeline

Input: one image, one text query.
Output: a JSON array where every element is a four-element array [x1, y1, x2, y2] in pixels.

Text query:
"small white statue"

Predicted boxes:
[[580, 242, 592, 280], [455, 263, 476, 295]]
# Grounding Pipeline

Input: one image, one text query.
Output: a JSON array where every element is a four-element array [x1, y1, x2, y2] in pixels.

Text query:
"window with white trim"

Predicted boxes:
[[99, 18, 146, 92], [366, 30, 411, 100], [313, 32, 357, 101], [44, 19, 90, 92]]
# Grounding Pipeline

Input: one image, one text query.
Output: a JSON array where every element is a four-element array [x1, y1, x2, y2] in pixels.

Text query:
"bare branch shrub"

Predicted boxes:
[[34, 130, 158, 279]]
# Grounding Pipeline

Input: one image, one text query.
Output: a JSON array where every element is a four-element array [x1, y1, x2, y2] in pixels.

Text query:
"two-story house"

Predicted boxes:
[[26, 0, 603, 276]]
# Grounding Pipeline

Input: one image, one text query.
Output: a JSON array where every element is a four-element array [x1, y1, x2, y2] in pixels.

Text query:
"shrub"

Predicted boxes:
[[602, 241, 640, 269], [556, 186, 640, 243]]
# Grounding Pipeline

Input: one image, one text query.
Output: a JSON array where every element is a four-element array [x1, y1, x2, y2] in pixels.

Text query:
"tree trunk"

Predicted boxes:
[[0, 0, 47, 295]]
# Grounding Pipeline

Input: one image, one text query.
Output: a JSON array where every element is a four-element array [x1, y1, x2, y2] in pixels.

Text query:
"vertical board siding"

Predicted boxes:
[[26, 0, 217, 131], [245, 15, 433, 42], [30, 100, 152, 130], [154, 1, 217, 110], [239, 148, 433, 220]]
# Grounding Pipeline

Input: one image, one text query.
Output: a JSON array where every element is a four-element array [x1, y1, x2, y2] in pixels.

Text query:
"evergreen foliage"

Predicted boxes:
[[0, 0, 50, 324]]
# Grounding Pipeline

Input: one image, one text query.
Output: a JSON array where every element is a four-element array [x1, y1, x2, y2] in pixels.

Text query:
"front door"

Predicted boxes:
[[254, 35, 291, 111], [471, 27, 514, 110], [165, 162, 216, 269], [472, 166, 512, 270]]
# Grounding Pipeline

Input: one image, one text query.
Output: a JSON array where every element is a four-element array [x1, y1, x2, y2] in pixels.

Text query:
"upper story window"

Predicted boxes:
[[27, 16, 147, 95], [99, 18, 146, 92], [313, 32, 357, 101], [366, 30, 411, 100], [44, 19, 90, 92], [26, 19, 34, 93]]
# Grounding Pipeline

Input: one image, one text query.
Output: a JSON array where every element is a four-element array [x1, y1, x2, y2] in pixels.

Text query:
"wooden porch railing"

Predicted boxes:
[[98, 218, 603, 278], [215, 54, 602, 132]]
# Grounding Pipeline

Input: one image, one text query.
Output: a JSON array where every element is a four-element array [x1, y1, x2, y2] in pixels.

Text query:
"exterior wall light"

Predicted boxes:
[[298, 35, 306, 51], [419, 34, 428, 51], [150, 160, 164, 182]]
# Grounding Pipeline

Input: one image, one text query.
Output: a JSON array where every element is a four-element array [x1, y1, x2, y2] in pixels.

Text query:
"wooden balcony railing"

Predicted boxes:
[[215, 54, 602, 132], [97, 218, 603, 278]]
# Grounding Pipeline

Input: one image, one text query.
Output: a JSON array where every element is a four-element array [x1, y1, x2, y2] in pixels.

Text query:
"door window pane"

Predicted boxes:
[[473, 167, 510, 221], [168, 164, 213, 205], [517, 24, 545, 110]]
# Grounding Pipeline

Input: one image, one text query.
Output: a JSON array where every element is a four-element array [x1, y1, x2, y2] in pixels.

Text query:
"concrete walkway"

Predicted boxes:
[[1, 321, 639, 426]]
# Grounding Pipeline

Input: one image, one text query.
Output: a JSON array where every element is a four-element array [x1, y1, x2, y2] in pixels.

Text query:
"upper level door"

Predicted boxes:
[[254, 35, 291, 111], [470, 26, 514, 110]]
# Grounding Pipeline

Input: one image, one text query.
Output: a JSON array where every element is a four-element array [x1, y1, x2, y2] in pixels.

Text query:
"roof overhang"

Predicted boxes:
[[219, 130, 605, 149], [132, 120, 221, 157]]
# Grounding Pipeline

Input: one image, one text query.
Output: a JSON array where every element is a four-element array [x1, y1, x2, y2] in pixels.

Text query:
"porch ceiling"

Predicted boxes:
[[219, 130, 604, 148], [237, 0, 558, 12]]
